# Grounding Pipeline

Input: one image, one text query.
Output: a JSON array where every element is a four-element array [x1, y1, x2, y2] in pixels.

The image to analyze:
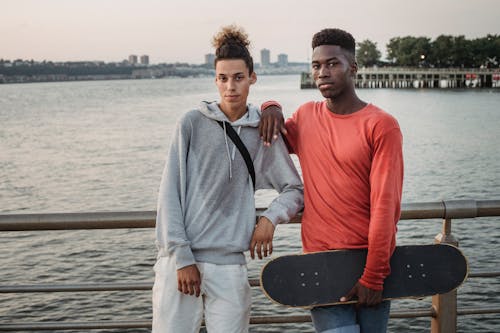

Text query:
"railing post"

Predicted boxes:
[[431, 217, 458, 333]]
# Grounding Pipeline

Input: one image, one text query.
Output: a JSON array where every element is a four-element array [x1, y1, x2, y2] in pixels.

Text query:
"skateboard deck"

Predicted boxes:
[[260, 244, 468, 308]]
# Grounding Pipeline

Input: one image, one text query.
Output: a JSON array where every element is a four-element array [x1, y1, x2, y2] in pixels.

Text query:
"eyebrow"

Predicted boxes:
[[311, 57, 339, 64], [217, 72, 245, 76]]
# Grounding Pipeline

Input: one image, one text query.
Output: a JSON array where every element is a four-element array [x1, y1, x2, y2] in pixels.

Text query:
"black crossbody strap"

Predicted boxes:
[[217, 121, 255, 189]]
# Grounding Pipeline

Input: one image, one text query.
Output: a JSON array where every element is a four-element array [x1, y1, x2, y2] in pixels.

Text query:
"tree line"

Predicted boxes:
[[356, 34, 499, 68], [0, 61, 141, 76]]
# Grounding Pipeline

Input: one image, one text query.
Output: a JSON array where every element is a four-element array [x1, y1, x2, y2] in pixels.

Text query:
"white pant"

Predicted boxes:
[[152, 256, 251, 333]]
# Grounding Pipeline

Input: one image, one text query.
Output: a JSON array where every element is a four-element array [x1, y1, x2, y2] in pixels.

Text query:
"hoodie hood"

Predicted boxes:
[[199, 101, 261, 127]]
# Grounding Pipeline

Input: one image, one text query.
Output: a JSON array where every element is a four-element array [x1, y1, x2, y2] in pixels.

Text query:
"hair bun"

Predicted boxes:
[[212, 25, 250, 49]]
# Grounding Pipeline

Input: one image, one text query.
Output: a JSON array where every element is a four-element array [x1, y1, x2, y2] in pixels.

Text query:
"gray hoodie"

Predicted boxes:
[[156, 101, 303, 269]]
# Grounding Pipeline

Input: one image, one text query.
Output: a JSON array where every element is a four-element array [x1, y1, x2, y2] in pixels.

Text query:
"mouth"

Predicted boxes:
[[317, 82, 334, 89]]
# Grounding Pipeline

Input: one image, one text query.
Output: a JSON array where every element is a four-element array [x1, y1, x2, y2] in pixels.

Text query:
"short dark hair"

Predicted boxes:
[[312, 28, 356, 57], [212, 25, 254, 74]]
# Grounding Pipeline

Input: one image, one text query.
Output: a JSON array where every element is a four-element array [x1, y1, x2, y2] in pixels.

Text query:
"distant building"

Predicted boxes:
[[261, 49, 271, 67], [205, 53, 215, 66], [128, 55, 138, 65], [140, 55, 149, 66], [277, 54, 288, 67]]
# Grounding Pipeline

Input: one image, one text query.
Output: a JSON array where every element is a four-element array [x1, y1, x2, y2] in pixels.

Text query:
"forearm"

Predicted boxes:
[[261, 184, 304, 226], [257, 137, 304, 225], [360, 216, 397, 290], [157, 166, 196, 269]]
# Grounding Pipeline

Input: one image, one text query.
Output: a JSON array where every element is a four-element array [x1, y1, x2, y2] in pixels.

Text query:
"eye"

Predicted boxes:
[[218, 76, 228, 82], [236, 75, 244, 81], [328, 62, 338, 67], [311, 64, 320, 70]]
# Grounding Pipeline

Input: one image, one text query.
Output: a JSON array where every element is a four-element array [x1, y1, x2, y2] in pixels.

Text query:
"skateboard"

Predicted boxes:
[[260, 244, 468, 308]]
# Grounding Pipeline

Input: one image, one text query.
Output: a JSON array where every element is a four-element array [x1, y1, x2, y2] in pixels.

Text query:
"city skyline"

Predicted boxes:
[[204, 48, 292, 67], [2, 0, 500, 64]]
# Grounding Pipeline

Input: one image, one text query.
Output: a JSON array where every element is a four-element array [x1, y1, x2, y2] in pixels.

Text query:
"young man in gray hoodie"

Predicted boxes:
[[152, 25, 304, 333]]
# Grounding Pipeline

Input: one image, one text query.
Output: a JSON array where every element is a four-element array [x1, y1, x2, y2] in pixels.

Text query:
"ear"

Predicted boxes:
[[250, 72, 257, 85], [350, 61, 358, 77]]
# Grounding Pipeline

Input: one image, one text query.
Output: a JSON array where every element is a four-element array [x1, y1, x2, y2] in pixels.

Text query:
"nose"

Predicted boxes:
[[227, 78, 236, 90], [318, 64, 330, 78]]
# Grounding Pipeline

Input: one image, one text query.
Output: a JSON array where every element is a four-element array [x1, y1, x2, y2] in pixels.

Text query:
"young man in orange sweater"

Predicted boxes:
[[260, 28, 403, 332]]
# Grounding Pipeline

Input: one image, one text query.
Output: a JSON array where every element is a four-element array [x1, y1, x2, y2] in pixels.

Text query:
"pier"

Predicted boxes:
[[300, 68, 500, 89], [0, 199, 499, 332]]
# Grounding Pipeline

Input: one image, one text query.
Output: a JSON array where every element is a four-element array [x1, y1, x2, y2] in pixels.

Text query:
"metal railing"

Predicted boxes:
[[1, 199, 499, 332]]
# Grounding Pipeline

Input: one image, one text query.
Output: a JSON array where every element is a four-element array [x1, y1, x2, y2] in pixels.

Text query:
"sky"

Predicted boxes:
[[2, 0, 500, 64]]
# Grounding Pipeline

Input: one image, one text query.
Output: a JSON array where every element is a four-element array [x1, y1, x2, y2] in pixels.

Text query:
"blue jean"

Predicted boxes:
[[310, 301, 391, 333]]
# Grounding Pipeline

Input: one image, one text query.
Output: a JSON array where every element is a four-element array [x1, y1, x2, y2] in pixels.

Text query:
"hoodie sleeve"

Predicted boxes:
[[155, 115, 196, 269], [255, 135, 304, 226]]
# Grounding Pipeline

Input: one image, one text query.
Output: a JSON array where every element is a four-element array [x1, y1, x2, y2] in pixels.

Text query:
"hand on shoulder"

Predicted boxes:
[[259, 102, 287, 146]]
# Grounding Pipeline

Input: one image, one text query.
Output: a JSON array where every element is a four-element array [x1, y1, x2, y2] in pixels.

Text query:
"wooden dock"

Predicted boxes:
[[300, 68, 500, 89]]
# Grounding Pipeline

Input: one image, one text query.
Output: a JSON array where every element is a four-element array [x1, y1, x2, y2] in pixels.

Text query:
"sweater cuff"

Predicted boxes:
[[174, 245, 196, 270], [260, 211, 284, 227], [358, 273, 385, 291], [261, 100, 282, 112]]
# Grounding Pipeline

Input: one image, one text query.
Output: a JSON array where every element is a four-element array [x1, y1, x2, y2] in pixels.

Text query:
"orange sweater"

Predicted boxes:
[[286, 101, 403, 290]]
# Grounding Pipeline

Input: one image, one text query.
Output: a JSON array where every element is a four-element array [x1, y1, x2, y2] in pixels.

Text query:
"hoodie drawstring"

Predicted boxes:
[[222, 122, 242, 182], [222, 121, 232, 180]]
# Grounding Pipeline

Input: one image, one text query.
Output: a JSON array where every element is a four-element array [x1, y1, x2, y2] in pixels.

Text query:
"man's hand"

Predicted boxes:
[[177, 264, 201, 297], [259, 104, 286, 146], [340, 281, 383, 307], [250, 217, 276, 259]]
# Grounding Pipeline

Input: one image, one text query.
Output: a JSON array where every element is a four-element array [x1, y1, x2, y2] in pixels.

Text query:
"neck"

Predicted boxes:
[[219, 102, 247, 122], [325, 93, 366, 115]]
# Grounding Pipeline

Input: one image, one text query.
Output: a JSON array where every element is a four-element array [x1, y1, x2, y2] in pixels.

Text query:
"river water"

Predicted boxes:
[[0, 76, 499, 332]]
